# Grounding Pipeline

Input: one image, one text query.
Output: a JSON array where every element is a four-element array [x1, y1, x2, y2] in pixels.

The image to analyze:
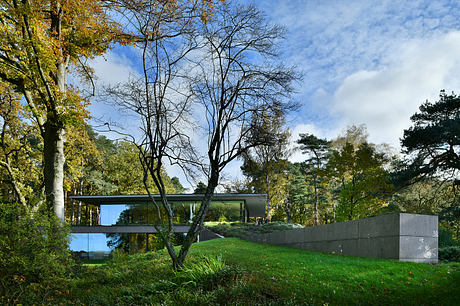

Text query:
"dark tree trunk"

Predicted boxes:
[[177, 169, 219, 268], [265, 171, 271, 222], [313, 172, 319, 225]]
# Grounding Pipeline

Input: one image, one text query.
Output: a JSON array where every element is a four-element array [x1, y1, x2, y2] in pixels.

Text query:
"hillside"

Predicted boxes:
[[45, 238, 460, 305]]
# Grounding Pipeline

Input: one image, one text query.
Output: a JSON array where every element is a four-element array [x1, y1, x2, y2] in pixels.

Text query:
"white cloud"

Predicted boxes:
[[86, 50, 142, 140], [91, 51, 139, 85], [332, 31, 460, 147]]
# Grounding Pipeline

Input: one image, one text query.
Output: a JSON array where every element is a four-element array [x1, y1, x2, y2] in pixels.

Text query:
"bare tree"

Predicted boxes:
[[106, 1, 298, 268], [105, 0, 202, 269], [176, 2, 299, 264]]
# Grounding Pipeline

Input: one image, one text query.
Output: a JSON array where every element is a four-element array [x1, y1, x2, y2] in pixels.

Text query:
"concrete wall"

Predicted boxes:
[[244, 213, 438, 263]]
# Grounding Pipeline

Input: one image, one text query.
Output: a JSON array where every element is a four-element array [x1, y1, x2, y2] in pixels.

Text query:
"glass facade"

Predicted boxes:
[[70, 199, 245, 259], [99, 202, 193, 225], [70, 233, 114, 260], [70, 232, 184, 259]]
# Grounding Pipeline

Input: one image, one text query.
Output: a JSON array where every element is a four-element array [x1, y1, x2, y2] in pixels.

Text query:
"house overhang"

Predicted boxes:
[[69, 193, 267, 218]]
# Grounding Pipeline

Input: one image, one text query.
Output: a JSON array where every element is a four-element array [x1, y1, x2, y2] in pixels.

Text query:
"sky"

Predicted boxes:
[[86, 0, 460, 188]]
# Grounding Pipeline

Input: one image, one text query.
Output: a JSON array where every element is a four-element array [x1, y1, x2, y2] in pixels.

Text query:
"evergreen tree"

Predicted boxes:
[[297, 134, 331, 225], [400, 90, 460, 183]]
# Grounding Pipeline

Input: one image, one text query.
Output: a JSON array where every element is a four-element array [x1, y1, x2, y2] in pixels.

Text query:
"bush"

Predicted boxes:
[[205, 221, 304, 239], [439, 226, 458, 248], [255, 221, 303, 234], [0, 202, 74, 304], [439, 246, 460, 262], [175, 255, 242, 290]]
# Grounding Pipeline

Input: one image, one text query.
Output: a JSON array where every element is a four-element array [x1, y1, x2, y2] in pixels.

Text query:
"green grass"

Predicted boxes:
[[47, 238, 459, 305], [191, 239, 460, 305]]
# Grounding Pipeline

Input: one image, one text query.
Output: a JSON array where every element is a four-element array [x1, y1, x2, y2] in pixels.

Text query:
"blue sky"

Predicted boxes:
[[87, 0, 460, 186]]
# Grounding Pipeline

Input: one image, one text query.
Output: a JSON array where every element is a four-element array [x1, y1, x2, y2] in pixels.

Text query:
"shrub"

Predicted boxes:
[[175, 255, 242, 290], [0, 202, 74, 304], [439, 226, 458, 248], [439, 246, 460, 262]]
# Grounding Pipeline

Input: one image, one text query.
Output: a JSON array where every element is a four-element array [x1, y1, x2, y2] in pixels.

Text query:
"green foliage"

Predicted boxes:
[[401, 90, 460, 179], [439, 226, 458, 248], [439, 247, 460, 262], [0, 202, 74, 304], [174, 255, 241, 290], [194, 182, 208, 194], [282, 162, 310, 224], [171, 177, 187, 193], [327, 142, 392, 221], [296, 134, 331, 225], [205, 221, 303, 238], [439, 200, 460, 241], [395, 92, 460, 235]]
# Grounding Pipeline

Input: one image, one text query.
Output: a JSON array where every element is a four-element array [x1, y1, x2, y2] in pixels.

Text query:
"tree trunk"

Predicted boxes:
[[284, 201, 292, 223], [71, 186, 76, 225], [85, 202, 89, 224], [313, 172, 319, 226], [77, 201, 82, 225], [43, 121, 66, 221], [265, 171, 271, 222], [176, 169, 219, 268]]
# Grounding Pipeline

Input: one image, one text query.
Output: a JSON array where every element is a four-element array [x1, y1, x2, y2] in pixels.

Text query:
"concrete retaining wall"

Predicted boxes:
[[244, 213, 438, 263]]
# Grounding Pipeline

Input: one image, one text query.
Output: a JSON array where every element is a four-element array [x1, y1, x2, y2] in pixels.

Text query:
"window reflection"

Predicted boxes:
[[70, 232, 184, 259], [100, 202, 192, 225], [70, 233, 114, 260]]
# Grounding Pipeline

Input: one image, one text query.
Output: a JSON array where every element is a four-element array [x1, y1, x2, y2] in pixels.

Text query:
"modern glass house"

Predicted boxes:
[[69, 193, 266, 259]]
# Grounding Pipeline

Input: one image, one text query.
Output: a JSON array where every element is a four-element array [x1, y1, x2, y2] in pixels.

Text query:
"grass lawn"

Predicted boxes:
[[58, 238, 459, 305], [191, 239, 460, 305]]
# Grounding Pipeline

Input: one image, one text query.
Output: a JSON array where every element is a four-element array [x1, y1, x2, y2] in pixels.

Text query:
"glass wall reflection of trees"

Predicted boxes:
[[71, 201, 242, 257]]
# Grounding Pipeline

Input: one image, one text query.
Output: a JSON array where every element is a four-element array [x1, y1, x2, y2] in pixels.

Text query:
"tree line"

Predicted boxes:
[[232, 91, 459, 240]]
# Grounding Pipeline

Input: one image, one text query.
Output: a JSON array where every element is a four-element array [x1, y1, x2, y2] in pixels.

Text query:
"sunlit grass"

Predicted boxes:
[[58, 238, 460, 305], [190, 238, 460, 305]]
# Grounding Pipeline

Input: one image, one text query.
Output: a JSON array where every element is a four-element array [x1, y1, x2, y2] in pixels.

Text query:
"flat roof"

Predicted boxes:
[[69, 193, 267, 217]]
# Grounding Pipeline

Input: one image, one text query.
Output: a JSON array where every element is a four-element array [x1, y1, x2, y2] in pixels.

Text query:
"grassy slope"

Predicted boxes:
[[190, 238, 460, 305], [67, 238, 459, 305]]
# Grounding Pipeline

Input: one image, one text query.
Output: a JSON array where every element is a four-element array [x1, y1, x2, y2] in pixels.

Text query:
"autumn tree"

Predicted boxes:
[[240, 106, 292, 222], [327, 142, 392, 221], [0, 0, 122, 219], [332, 124, 369, 150], [0, 83, 41, 207]]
